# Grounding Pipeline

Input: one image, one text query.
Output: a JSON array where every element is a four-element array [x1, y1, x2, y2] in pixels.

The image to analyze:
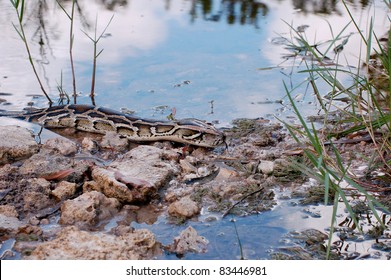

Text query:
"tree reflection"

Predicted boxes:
[[186, 0, 372, 27], [291, 0, 370, 15], [189, 0, 269, 28], [95, 0, 128, 11]]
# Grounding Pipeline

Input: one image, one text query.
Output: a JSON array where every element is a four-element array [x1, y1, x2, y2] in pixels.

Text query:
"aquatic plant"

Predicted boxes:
[[56, 0, 77, 103], [10, 0, 113, 106], [279, 0, 390, 259], [81, 14, 114, 106], [10, 0, 53, 104]]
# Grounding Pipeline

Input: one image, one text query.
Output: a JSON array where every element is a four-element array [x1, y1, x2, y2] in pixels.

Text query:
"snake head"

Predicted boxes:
[[177, 118, 226, 148]]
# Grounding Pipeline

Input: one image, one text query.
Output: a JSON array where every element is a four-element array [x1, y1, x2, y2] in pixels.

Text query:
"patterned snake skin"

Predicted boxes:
[[0, 104, 225, 148]]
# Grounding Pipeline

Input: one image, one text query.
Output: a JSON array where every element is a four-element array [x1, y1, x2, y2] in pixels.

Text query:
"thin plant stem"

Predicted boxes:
[[69, 0, 77, 104], [231, 219, 244, 260], [10, 0, 52, 104], [57, 0, 77, 104], [82, 14, 114, 106]]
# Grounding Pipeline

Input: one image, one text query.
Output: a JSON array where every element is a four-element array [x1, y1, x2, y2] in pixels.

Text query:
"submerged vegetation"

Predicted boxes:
[[279, 0, 390, 258]]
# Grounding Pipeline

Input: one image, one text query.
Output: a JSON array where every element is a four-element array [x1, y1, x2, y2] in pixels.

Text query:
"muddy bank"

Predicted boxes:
[[0, 120, 390, 260]]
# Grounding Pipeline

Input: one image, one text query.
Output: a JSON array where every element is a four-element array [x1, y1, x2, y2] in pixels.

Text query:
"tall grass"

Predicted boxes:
[[280, 0, 390, 258]]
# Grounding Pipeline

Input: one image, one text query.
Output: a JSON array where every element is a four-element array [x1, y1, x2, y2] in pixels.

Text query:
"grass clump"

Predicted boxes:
[[278, 0, 390, 259]]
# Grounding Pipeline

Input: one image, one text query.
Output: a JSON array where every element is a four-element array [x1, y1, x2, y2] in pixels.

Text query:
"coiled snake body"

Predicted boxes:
[[0, 104, 225, 148]]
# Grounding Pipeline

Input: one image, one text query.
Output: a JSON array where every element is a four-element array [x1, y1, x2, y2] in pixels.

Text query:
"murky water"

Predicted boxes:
[[0, 0, 390, 259]]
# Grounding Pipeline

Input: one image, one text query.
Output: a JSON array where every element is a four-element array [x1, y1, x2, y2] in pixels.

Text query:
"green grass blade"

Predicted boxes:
[[342, 0, 367, 44], [19, 0, 24, 22], [326, 192, 340, 259], [324, 172, 330, 205], [366, 18, 374, 63], [12, 22, 24, 41]]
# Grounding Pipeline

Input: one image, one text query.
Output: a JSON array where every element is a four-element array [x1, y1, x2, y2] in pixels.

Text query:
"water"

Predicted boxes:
[[0, 0, 390, 259], [1, 0, 388, 125]]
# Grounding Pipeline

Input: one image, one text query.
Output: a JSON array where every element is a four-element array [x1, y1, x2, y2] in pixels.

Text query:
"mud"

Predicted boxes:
[[0, 118, 390, 260]]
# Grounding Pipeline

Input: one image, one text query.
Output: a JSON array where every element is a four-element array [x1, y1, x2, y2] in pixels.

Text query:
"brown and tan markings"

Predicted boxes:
[[0, 104, 225, 148]]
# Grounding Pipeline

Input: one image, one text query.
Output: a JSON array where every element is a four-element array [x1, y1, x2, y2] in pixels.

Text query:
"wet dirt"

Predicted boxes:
[[0, 117, 390, 260]]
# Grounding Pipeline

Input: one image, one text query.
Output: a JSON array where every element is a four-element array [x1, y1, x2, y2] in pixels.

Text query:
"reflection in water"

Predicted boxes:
[[188, 0, 269, 27], [96, 0, 128, 11], [0, 0, 388, 122], [24, 0, 52, 87], [292, 0, 370, 14], [1, 0, 389, 260]]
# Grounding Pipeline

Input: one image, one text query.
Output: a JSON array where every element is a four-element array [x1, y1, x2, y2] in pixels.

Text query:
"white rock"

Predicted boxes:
[[258, 160, 274, 175], [169, 226, 208, 255], [0, 126, 39, 164], [168, 196, 200, 219]]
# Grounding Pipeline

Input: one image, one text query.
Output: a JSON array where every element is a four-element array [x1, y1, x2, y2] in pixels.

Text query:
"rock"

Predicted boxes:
[[168, 196, 200, 219], [258, 160, 274, 175], [179, 159, 197, 173], [0, 214, 24, 232], [81, 137, 99, 152], [214, 167, 239, 181], [43, 137, 78, 156], [23, 178, 52, 212], [19, 150, 90, 182], [0, 205, 19, 218], [29, 216, 40, 226], [40, 219, 49, 225], [17, 224, 43, 237], [89, 146, 176, 203], [0, 126, 39, 164], [100, 131, 129, 152], [51, 181, 77, 201], [168, 226, 208, 255], [59, 191, 120, 228], [28, 226, 161, 259]]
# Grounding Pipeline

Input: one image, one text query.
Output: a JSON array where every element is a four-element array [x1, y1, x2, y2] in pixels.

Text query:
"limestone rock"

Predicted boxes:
[[100, 131, 129, 152], [51, 181, 76, 201], [89, 146, 176, 203], [23, 178, 52, 212], [59, 191, 120, 228], [43, 137, 78, 156], [28, 226, 161, 260], [81, 137, 98, 152], [0, 214, 24, 232], [0, 205, 19, 218], [258, 160, 274, 175], [168, 196, 200, 219], [168, 226, 208, 255], [19, 150, 90, 182], [0, 126, 39, 164]]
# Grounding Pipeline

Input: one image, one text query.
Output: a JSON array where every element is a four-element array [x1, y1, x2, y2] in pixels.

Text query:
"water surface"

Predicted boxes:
[[1, 0, 388, 125], [0, 0, 390, 260]]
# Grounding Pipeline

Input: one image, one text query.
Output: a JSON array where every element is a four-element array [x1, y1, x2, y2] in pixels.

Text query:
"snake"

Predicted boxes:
[[0, 104, 225, 148]]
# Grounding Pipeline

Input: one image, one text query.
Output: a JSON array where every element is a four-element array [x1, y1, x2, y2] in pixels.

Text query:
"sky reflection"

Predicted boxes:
[[0, 0, 389, 125]]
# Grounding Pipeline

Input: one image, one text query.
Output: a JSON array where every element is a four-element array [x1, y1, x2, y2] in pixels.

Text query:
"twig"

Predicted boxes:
[[222, 186, 265, 218], [231, 219, 244, 260]]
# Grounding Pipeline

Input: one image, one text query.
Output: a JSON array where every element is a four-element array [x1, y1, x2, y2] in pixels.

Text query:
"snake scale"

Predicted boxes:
[[0, 104, 225, 148]]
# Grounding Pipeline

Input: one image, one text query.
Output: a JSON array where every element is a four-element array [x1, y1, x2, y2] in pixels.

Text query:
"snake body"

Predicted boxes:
[[0, 104, 225, 148]]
